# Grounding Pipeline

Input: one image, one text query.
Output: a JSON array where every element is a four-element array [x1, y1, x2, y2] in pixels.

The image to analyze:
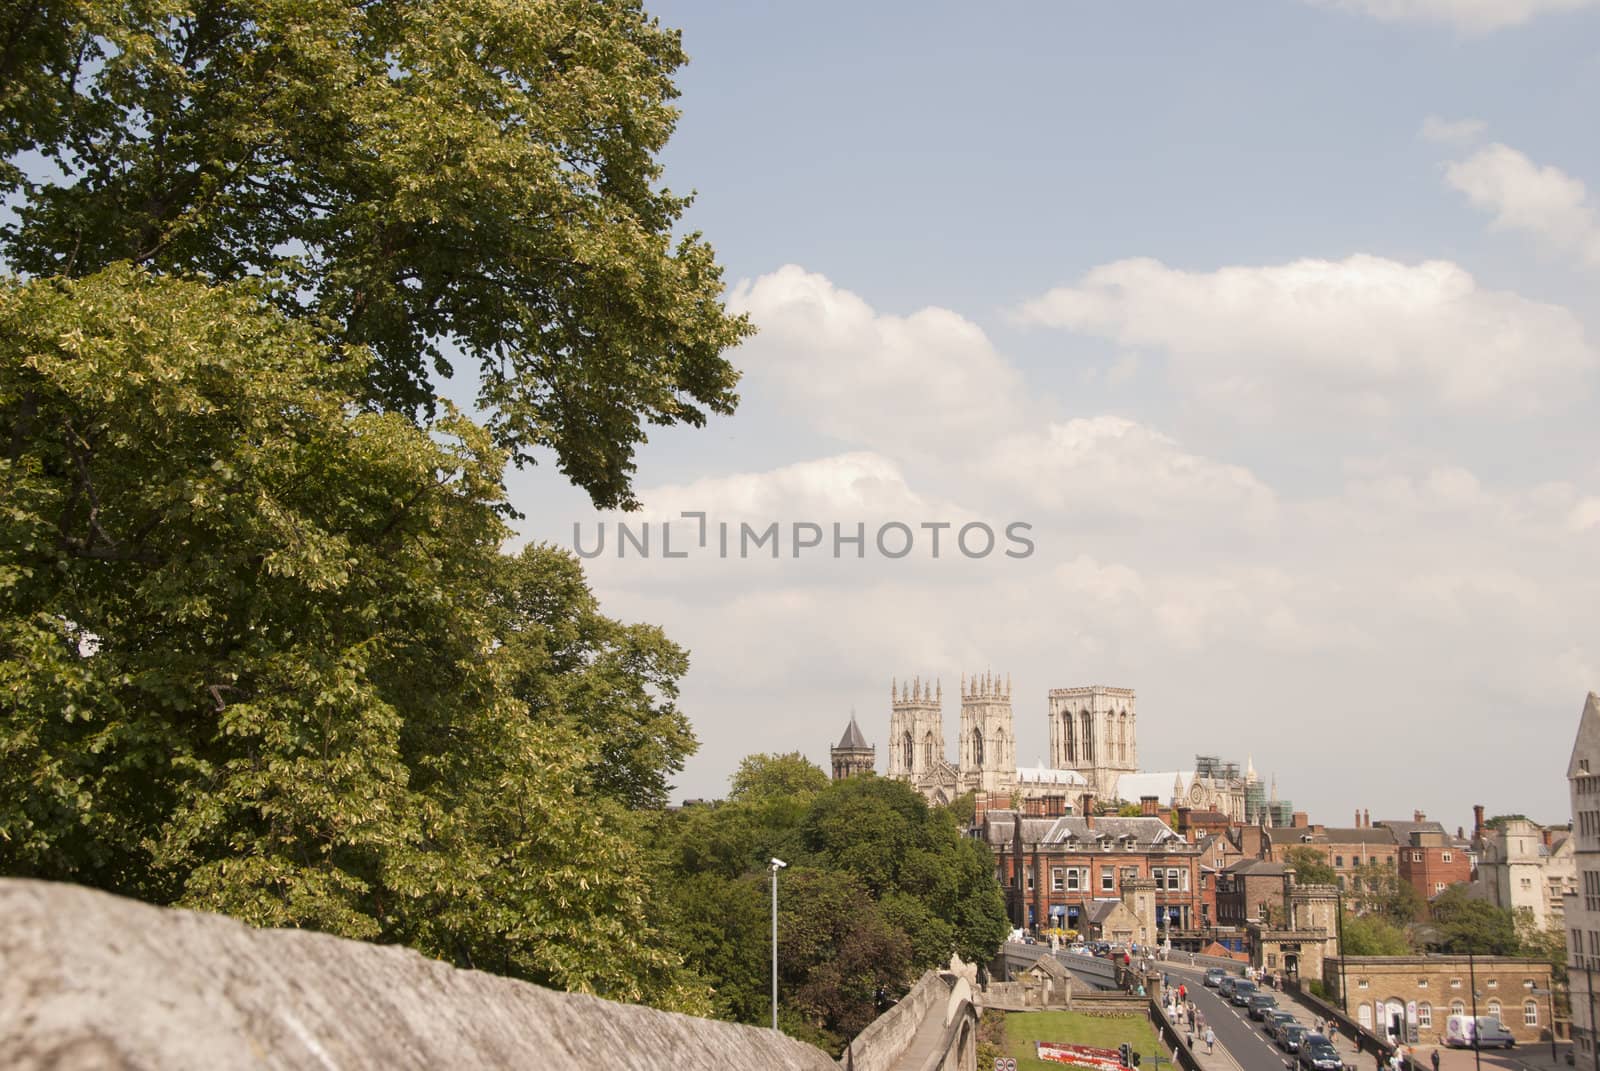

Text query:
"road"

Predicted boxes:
[[1162, 961, 1317, 1071]]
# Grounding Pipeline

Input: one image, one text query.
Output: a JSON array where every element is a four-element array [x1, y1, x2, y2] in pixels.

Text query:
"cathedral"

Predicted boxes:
[[828, 676, 1282, 822]]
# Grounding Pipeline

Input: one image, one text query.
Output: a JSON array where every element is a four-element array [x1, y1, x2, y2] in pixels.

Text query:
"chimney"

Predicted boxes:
[[1414, 810, 1426, 823], [1355, 809, 1362, 828], [1473, 804, 1486, 839], [1363, 808, 1371, 827], [1141, 795, 1160, 817], [1083, 794, 1096, 830], [1544, 829, 1553, 848], [1292, 811, 1309, 828]]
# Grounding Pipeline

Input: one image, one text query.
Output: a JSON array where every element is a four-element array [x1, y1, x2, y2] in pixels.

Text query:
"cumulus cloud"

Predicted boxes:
[[1445, 143, 1600, 267], [728, 265, 1029, 459], [1015, 255, 1595, 416], [986, 417, 1277, 525], [1420, 116, 1487, 144], [1303, 0, 1599, 33]]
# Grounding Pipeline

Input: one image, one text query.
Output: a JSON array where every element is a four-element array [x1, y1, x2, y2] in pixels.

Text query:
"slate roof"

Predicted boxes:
[[1378, 819, 1449, 845], [1040, 816, 1186, 848], [1223, 858, 1287, 876], [836, 715, 871, 751]]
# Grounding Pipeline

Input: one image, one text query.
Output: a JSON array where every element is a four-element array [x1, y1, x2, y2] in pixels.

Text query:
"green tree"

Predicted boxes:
[[0, 266, 704, 1009], [1429, 885, 1520, 955], [1341, 911, 1413, 955], [3, 0, 750, 509], [729, 752, 831, 803], [1286, 846, 1338, 886], [1347, 861, 1427, 924]]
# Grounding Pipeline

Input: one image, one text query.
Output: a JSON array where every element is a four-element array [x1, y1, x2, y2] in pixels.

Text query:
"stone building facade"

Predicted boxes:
[[1048, 686, 1138, 801], [830, 714, 875, 781], [1324, 955, 1554, 1046], [1474, 813, 1575, 933], [1565, 693, 1600, 1063]]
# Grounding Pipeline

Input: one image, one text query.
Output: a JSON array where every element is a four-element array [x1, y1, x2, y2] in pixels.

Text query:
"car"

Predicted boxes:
[[1204, 968, 1226, 987], [1263, 1011, 1298, 1038], [1217, 976, 1237, 998], [1279, 1025, 1309, 1053], [1230, 980, 1259, 1006], [1299, 1036, 1342, 1071], [1248, 993, 1278, 1020]]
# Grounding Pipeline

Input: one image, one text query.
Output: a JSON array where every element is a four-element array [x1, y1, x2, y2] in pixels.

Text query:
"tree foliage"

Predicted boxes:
[[651, 769, 1008, 1049], [1341, 911, 1413, 956], [1428, 886, 1521, 955], [1, 0, 750, 509], [1347, 861, 1426, 924], [1286, 846, 1338, 886], [729, 752, 830, 803], [0, 266, 704, 1009]]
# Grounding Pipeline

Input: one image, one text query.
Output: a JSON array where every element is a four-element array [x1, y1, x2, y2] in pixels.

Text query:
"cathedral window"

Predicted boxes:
[[972, 729, 984, 767], [902, 732, 914, 771]]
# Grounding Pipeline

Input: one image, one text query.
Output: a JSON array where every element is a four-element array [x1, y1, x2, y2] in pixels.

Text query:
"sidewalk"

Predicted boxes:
[[1153, 997, 1247, 1071]]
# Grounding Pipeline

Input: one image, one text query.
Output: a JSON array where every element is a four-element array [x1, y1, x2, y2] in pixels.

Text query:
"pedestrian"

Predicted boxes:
[[1205, 1027, 1215, 1055], [1430, 1051, 1440, 1071], [1190, 952, 1197, 966], [1188, 1025, 1195, 1049]]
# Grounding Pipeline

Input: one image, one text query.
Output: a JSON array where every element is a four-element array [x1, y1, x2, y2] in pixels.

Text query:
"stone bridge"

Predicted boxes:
[[0, 879, 978, 1071]]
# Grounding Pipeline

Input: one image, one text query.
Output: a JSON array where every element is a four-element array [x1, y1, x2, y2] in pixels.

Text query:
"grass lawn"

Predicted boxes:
[[1003, 1011, 1164, 1071]]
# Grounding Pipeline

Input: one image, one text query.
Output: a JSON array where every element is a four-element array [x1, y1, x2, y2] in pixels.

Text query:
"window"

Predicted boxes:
[[1052, 868, 1065, 892], [1443, 851, 1453, 863], [1358, 979, 1370, 990], [1027, 870, 1035, 890], [1451, 1000, 1466, 1016], [1336, 855, 1345, 867], [1487, 979, 1498, 989], [1103, 870, 1115, 893], [1435, 882, 1446, 894], [1418, 979, 1429, 989], [1487, 999, 1502, 1019], [1451, 978, 1462, 989], [1412, 851, 1424, 863], [1418, 1003, 1433, 1029], [1066, 868, 1083, 891], [1525, 1001, 1538, 1026]]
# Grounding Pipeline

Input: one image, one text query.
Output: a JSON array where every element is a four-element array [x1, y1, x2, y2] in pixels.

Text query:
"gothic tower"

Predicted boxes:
[[958, 670, 1016, 796], [887, 677, 944, 781], [1046, 685, 1138, 800], [831, 712, 876, 781]]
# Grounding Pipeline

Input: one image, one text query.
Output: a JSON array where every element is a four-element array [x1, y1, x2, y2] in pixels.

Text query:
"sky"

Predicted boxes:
[[497, 0, 1600, 828]]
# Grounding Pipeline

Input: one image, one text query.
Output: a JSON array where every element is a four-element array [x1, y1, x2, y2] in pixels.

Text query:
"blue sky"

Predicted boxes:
[[497, 0, 1600, 828]]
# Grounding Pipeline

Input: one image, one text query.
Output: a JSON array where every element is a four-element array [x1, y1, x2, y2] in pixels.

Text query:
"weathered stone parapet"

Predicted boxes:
[[0, 879, 839, 1071]]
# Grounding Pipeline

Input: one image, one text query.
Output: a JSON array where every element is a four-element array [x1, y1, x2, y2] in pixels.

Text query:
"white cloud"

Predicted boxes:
[[1420, 116, 1487, 144], [1015, 255, 1594, 416], [1445, 143, 1600, 267], [986, 416, 1277, 525], [1304, 0, 1599, 33], [728, 266, 1028, 459]]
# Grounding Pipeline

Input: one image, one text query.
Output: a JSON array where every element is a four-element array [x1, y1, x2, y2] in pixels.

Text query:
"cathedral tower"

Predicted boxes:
[[831, 712, 875, 780], [1046, 685, 1137, 800], [887, 677, 944, 780], [958, 671, 1016, 796]]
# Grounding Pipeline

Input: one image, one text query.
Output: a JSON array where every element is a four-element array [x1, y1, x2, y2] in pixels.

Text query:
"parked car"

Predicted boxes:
[[1204, 968, 1226, 988], [1230, 980, 1260, 1006], [1264, 1011, 1298, 1038], [1299, 1035, 1343, 1071], [1279, 1025, 1309, 1053]]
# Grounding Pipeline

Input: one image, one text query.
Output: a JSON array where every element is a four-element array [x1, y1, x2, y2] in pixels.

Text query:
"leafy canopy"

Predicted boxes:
[[1285, 846, 1338, 886], [0, 266, 704, 1009], [2, 0, 751, 509]]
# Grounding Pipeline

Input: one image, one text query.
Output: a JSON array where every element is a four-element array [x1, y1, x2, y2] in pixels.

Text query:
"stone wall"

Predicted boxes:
[[840, 970, 951, 1071], [0, 879, 839, 1071]]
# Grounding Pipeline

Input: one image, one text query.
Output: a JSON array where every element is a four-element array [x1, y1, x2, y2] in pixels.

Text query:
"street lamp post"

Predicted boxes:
[[1336, 889, 1349, 1016], [1469, 951, 1482, 1071], [770, 858, 787, 1032]]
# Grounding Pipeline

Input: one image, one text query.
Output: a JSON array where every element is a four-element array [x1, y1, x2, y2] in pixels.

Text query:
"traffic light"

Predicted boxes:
[[1119, 1044, 1132, 1067], [1131, 1053, 1142, 1067]]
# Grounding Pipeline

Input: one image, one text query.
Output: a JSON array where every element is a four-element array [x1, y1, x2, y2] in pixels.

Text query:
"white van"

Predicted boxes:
[[1443, 1015, 1516, 1049]]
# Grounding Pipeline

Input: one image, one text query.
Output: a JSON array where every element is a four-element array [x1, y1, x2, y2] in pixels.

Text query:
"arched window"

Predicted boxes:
[[972, 729, 985, 767], [1118, 711, 1128, 762], [1524, 1000, 1538, 1026], [1062, 713, 1076, 763], [1487, 999, 1502, 1019], [922, 731, 936, 770], [1451, 1000, 1465, 1017], [1080, 710, 1093, 763], [902, 732, 914, 771]]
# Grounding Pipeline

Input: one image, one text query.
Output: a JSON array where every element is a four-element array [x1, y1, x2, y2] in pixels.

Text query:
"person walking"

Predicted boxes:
[[1430, 1050, 1440, 1071], [1205, 1027, 1215, 1055]]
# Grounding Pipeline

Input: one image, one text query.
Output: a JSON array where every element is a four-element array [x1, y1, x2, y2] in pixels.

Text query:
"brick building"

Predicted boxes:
[[1324, 955, 1554, 1046], [1269, 814, 1400, 888], [1215, 858, 1290, 927], [1380, 812, 1472, 906], [979, 806, 1203, 938]]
